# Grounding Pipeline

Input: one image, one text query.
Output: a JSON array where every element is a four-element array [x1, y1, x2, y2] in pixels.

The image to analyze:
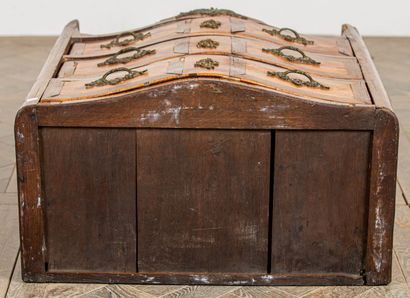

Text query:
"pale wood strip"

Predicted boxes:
[[162, 286, 239, 298], [301, 286, 371, 298], [398, 131, 410, 203], [0, 205, 19, 298], [392, 250, 407, 283], [6, 255, 47, 298], [274, 286, 318, 297], [342, 24, 392, 109], [131, 285, 187, 296], [80, 285, 156, 298], [5, 166, 17, 194], [393, 205, 410, 286], [396, 183, 407, 206], [219, 286, 289, 298], [6, 254, 107, 298], [355, 284, 410, 298], [0, 164, 14, 193], [394, 205, 410, 247], [24, 20, 79, 106], [355, 253, 410, 298], [0, 193, 17, 205], [42, 283, 108, 298]]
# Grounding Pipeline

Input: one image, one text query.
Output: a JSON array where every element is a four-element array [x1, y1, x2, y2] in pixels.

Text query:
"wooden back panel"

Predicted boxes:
[[41, 128, 137, 272], [272, 130, 371, 274], [137, 129, 271, 273]]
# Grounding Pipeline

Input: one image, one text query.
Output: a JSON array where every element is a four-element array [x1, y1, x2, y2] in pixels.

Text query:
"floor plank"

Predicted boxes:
[[218, 286, 289, 298], [0, 164, 14, 193], [128, 285, 188, 297], [396, 183, 408, 205], [160, 286, 240, 298], [0, 193, 17, 205], [0, 205, 21, 298], [6, 255, 47, 298], [397, 131, 410, 202], [6, 255, 106, 298], [5, 166, 17, 194]]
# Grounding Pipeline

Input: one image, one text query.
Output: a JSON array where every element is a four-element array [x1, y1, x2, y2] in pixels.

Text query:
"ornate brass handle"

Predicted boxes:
[[267, 69, 329, 89], [97, 47, 156, 67], [194, 58, 219, 70], [200, 19, 222, 29], [262, 46, 320, 65], [177, 8, 246, 19], [100, 31, 151, 49], [197, 39, 220, 49], [85, 67, 147, 88], [262, 27, 313, 46]]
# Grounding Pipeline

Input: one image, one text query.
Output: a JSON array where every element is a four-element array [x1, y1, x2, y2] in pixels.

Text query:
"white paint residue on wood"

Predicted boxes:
[[373, 204, 385, 272], [261, 275, 274, 281], [192, 275, 210, 284], [167, 107, 181, 125], [235, 223, 258, 242], [16, 130, 25, 143], [188, 83, 199, 90]]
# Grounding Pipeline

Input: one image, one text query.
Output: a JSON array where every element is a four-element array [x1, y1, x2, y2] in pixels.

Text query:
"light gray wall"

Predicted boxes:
[[1, 0, 409, 36]]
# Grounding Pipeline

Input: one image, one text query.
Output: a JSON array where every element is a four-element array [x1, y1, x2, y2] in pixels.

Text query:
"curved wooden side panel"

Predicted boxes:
[[25, 20, 79, 105], [14, 105, 44, 279], [342, 24, 392, 109], [365, 108, 399, 285]]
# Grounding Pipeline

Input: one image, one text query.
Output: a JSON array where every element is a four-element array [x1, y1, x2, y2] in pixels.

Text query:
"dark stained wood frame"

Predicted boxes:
[[15, 21, 399, 286]]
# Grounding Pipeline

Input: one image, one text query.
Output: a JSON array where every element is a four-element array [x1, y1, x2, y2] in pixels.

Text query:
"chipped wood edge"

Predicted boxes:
[[24, 19, 79, 106], [365, 108, 399, 285], [342, 24, 393, 110]]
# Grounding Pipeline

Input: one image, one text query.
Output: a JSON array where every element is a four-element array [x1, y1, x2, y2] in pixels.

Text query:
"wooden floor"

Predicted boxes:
[[0, 36, 410, 297]]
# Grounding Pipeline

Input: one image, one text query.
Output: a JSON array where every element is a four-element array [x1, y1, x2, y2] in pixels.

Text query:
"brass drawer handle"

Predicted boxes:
[[85, 67, 147, 88], [194, 58, 219, 70], [178, 8, 246, 19], [200, 19, 222, 29], [197, 39, 220, 49], [262, 27, 314, 46], [98, 47, 156, 67], [100, 31, 151, 49], [267, 69, 329, 89], [262, 46, 320, 65]]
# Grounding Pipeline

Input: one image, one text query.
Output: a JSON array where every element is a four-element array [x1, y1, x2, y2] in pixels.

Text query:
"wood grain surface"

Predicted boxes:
[[272, 131, 371, 275], [71, 16, 352, 57], [41, 128, 137, 272], [136, 129, 270, 273]]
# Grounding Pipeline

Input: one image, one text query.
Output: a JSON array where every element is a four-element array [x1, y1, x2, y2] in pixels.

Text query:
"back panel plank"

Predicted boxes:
[[137, 129, 271, 273], [272, 131, 371, 275], [41, 128, 137, 272]]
